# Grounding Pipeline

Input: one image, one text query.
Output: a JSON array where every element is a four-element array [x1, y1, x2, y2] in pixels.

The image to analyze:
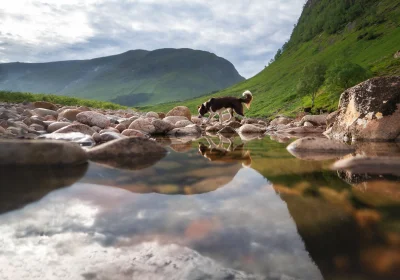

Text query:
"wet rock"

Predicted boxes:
[[32, 101, 57, 111], [38, 132, 96, 147], [146, 111, 159, 119], [92, 132, 101, 143], [327, 76, 400, 141], [226, 121, 242, 129], [121, 129, 147, 138], [206, 123, 224, 132], [58, 109, 83, 121], [99, 131, 126, 142], [326, 110, 340, 128], [304, 121, 314, 127], [166, 106, 191, 120], [29, 124, 45, 131], [270, 116, 292, 126], [287, 137, 355, 153], [30, 117, 47, 128], [99, 127, 120, 134], [87, 137, 167, 170], [46, 122, 71, 133], [300, 114, 328, 126], [129, 118, 156, 134], [0, 139, 88, 165], [168, 124, 202, 137], [332, 156, 400, 176], [118, 117, 137, 128], [353, 181, 400, 207], [163, 116, 188, 125], [175, 120, 193, 128], [76, 111, 110, 129], [241, 118, 260, 125], [238, 124, 267, 134], [191, 116, 202, 125], [115, 123, 126, 132], [277, 126, 325, 135], [32, 108, 58, 118], [152, 119, 175, 134], [53, 123, 96, 136]]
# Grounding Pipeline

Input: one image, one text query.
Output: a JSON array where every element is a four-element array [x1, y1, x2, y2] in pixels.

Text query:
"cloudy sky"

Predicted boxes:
[[0, 0, 306, 78]]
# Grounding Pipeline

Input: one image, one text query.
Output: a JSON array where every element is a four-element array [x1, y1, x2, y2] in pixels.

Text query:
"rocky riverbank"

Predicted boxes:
[[0, 76, 399, 169]]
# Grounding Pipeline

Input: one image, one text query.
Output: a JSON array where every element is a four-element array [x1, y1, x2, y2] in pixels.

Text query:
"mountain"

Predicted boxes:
[[145, 0, 400, 117], [0, 48, 244, 106]]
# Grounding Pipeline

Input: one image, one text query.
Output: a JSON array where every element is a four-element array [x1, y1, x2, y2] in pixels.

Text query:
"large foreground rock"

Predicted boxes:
[[76, 111, 110, 129], [327, 76, 400, 141], [87, 138, 167, 170], [0, 139, 87, 165]]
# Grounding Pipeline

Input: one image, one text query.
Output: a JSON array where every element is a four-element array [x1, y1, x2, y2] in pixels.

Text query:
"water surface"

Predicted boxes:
[[0, 135, 399, 280]]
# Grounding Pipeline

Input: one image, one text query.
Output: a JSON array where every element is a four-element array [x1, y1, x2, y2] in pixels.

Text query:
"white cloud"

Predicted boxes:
[[0, 0, 306, 78]]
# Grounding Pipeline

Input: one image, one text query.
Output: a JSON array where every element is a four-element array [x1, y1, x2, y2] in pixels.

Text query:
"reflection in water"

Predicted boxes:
[[0, 135, 399, 279]]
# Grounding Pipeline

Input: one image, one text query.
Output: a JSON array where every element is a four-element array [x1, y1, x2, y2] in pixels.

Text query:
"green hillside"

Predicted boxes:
[[0, 48, 244, 106], [143, 0, 400, 117]]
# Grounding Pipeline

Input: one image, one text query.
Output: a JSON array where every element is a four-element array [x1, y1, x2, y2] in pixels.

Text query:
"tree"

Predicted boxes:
[[325, 60, 371, 91], [297, 62, 326, 108]]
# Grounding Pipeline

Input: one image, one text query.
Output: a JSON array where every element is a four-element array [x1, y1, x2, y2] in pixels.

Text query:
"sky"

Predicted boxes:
[[0, 0, 307, 78]]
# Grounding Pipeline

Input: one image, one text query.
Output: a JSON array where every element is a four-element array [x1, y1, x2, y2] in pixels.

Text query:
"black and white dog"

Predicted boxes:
[[197, 90, 253, 123]]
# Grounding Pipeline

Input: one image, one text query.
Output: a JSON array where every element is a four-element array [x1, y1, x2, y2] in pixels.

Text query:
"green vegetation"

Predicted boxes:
[[0, 49, 243, 106], [0, 91, 127, 110], [296, 62, 326, 108], [143, 0, 400, 117], [325, 60, 371, 91]]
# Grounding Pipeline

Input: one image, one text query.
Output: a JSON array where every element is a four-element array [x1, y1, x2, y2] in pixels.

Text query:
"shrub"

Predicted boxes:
[[296, 62, 327, 108]]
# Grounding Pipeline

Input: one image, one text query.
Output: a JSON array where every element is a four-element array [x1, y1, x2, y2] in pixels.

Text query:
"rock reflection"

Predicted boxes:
[[0, 163, 88, 214]]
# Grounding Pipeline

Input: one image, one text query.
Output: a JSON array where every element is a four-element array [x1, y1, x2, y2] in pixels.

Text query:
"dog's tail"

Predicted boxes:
[[240, 90, 253, 109]]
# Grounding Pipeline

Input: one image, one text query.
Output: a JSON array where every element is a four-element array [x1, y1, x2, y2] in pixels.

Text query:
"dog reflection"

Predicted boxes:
[[198, 135, 252, 167]]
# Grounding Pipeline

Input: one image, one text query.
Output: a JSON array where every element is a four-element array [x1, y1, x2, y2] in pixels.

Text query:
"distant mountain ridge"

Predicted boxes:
[[0, 48, 245, 106]]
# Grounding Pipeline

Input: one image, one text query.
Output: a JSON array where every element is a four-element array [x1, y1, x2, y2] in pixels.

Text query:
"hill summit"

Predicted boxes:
[[0, 48, 244, 106]]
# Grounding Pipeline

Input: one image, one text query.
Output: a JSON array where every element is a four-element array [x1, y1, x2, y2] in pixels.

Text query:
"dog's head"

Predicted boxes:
[[197, 103, 208, 118]]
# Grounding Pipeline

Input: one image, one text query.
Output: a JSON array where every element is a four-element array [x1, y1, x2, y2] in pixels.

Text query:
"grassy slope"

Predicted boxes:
[[142, 0, 400, 117], [0, 91, 127, 110]]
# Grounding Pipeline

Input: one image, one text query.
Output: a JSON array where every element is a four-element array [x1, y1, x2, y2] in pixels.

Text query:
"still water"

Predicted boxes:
[[0, 135, 399, 280]]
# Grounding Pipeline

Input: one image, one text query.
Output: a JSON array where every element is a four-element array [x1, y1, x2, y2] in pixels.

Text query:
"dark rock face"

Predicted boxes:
[[327, 77, 400, 141]]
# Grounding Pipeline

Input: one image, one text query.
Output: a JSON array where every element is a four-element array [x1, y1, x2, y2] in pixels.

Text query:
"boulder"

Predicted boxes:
[[32, 101, 57, 111], [277, 126, 326, 135], [128, 118, 156, 134], [47, 122, 71, 133], [205, 123, 224, 132], [146, 111, 159, 119], [238, 124, 267, 134], [226, 121, 242, 129], [76, 111, 110, 129], [32, 108, 58, 118], [92, 132, 101, 143], [166, 106, 191, 120], [163, 116, 188, 125], [327, 76, 400, 141], [304, 121, 314, 127], [38, 132, 96, 147], [100, 132, 126, 142], [326, 110, 340, 128], [152, 119, 175, 134], [300, 114, 328, 126], [0, 127, 5, 134], [99, 128, 120, 134], [287, 137, 355, 153], [0, 139, 87, 165], [168, 124, 202, 137], [87, 138, 167, 170], [121, 129, 147, 138], [191, 117, 203, 125], [175, 120, 194, 128], [53, 123, 96, 136], [270, 116, 292, 126], [58, 109, 83, 121], [115, 124, 126, 132], [29, 124, 45, 131]]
